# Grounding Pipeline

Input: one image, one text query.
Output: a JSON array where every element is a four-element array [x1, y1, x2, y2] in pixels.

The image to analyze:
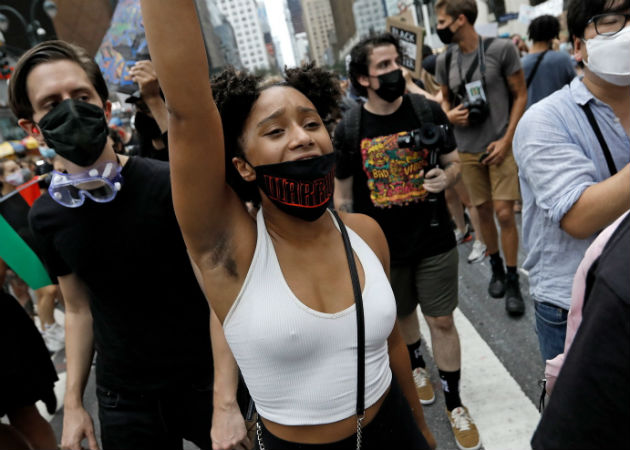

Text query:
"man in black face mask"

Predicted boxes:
[[8, 41, 246, 450], [435, 0, 528, 317], [334, 33, 481, 450]]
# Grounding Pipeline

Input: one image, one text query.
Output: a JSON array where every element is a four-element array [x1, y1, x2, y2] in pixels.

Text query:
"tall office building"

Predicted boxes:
[[218, 0, 270, 72], [287, 0, 305, 34], [329, 0, 356, 63], [353, 0, 387, 38], [302, 0, 335, 67], [203, 0, 242, 71]]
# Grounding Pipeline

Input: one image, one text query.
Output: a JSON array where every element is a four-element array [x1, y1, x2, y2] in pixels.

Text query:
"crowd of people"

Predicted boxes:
[[0, 0, 628, 449]]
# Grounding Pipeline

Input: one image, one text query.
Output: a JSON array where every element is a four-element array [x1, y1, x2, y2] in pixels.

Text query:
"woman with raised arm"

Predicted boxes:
[[141, 1, 436, 449]]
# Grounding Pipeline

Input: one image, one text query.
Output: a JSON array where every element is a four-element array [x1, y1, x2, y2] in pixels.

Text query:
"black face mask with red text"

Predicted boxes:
[[254, 153, 335, 222]]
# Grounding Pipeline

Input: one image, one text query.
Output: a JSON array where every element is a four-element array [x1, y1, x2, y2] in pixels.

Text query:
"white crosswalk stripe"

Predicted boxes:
[[420, 308, 541, 450]]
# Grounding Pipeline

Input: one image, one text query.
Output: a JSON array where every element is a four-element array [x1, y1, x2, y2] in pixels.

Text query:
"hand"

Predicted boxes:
[[447, 104, 469, 127], [421, 167, 448, 193], [130, 60, 161, 100], [211, 402, 251, 450], [61, 406, 99, 450], [483, 137, 511, 166]]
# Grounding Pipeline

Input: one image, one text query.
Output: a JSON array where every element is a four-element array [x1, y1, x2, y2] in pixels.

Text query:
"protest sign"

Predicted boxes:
[[95, 0, 149, 95], [386, 17, 424, 78]]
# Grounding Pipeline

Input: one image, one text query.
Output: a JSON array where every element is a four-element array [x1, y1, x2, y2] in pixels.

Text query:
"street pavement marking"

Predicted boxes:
[[419, 308, 541, 450]]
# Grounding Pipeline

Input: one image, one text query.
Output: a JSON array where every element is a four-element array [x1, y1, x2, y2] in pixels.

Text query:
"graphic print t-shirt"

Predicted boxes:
[[335, 95, 457, 265]]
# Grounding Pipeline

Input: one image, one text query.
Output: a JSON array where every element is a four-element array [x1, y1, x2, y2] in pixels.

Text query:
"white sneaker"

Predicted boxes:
[[467, 240, 487, 264], [454, 226, 472, 244], [42, 322, 65, 353]]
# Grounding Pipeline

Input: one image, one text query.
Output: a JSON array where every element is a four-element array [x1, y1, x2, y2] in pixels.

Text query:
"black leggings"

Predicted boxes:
[[255, 378, 430, 450]]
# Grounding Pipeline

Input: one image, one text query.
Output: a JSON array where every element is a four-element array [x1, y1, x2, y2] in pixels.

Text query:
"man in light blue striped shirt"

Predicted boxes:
[[513, 0, 630, 364]]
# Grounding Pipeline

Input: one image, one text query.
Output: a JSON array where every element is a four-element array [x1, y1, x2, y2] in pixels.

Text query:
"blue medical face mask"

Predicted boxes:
[[39, 147, 57, 159], [48, 160, 123, 208]]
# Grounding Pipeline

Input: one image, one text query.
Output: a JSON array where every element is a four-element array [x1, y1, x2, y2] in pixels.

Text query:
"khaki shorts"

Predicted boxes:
[[390, 247, 458, 318], [458, 150, 520, 207]]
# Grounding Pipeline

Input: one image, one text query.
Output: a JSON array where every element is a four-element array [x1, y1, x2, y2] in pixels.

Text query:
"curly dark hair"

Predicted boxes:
[[211, 63, 341, 204]]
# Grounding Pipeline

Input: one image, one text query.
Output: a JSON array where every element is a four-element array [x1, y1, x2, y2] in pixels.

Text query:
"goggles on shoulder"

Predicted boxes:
[[48, 161, 123, 208]]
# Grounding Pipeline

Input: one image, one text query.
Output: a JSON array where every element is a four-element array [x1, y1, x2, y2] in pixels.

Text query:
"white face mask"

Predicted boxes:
[[5, 170, 24, 187], [584, 25, 630, 86]]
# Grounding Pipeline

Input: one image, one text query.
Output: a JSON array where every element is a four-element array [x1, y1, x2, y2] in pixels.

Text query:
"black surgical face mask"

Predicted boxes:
[[374, 68, 406, 103], [38, 99, 109, 167], [437, 20, 459, 45], [254, 153, 335, 222]]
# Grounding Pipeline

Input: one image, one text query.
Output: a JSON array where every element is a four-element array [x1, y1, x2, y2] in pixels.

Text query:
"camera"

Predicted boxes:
[[460, 97, 489, 126], [398, 123, 449, 152]]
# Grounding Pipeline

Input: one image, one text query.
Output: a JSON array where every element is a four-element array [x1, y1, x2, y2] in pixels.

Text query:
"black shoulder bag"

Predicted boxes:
[[255, 210, 367, 450]]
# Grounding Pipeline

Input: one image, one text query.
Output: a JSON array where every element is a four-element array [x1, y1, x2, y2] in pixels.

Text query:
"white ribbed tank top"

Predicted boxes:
[[223, 209, 396, 425]]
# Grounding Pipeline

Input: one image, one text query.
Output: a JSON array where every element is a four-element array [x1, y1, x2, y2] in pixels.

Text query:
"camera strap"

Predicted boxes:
[[453, 36, 492, 101], [580, 103, 618, 176]]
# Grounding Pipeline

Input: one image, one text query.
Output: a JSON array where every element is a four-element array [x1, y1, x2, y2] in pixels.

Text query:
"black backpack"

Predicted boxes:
[[341, 93, 435, 156]]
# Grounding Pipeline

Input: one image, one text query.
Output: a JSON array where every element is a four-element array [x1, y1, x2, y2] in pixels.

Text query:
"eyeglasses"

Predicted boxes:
[[587, 13, 630, 36]]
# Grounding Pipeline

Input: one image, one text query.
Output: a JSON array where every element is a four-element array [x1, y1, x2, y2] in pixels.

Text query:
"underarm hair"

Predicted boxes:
[[205, 230, 239, 279]]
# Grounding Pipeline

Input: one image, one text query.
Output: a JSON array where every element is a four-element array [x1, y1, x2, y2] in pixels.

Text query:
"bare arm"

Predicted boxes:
[[388, 322, 436, 449], [210, 310, 250, 450], [483, 69, 527, 166], [503, 69, 527, 146], [59, 273, 99, 450], [334, 177, 354, 212], [561, 164, 630, 239], [130, 60, 168, 133], [140, 0, 247, 261]]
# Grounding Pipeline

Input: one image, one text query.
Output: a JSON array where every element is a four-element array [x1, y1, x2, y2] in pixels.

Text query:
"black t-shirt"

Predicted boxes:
[[0, 193, 31, 235], [531, 213, 630, 450], [334, 94, 457, 265], [28, 157, 212, 391]]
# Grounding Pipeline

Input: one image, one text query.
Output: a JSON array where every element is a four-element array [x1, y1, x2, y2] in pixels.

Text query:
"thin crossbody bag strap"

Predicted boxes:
[[331, 209, 366, 450], [580, 103, 618, 176]]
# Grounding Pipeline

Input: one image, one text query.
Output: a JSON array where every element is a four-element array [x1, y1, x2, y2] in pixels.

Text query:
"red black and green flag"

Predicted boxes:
[[0, 177, 52, 289]]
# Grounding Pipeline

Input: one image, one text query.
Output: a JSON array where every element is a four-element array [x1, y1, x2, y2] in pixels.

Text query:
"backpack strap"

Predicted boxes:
[[444, 44, 456, 104], [342, 102, 363, 159], [408, 93, 434, 125]]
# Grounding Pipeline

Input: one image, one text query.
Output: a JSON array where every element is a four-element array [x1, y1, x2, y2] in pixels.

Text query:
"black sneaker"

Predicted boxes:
[[505, 274, 525, 316], [488, 262, 506, 298]]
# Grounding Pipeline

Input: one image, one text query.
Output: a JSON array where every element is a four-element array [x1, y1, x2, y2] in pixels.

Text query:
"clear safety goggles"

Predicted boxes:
[[48, 161, 123, 208]]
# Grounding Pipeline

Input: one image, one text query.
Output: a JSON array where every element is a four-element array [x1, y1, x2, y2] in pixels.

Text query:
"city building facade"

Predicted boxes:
[[302, 0, 335, 67], [218, 0, 270, 72]]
